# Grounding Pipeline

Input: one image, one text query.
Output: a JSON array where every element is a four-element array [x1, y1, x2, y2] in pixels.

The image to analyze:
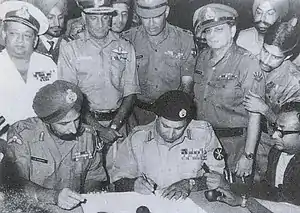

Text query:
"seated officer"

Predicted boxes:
[[216, 102, 300, 207], [111, 91, 225, 200], [7, 80, 106, 211]]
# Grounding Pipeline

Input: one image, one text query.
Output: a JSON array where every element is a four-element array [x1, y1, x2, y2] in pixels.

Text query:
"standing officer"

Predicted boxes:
[[58, 0, 140, 171], [7, 80, 106, 212], [111, 90, 225, 199], [236, 0, 289, 56], [243, 18, 300, 179], [33, 0, 71, 64], [193, 4, 265, 179], [122, 0, 196, 126], [0, 1, 57, 127]]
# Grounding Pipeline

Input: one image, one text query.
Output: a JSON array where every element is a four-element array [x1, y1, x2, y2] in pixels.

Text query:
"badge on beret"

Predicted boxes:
[[66, 89, 77, 104], [8, 136, 22, 145], [16, 7, 30, 19], [179, 109, 187, 118], [254, 71, 263, 82], [213, 148, 225, 160]]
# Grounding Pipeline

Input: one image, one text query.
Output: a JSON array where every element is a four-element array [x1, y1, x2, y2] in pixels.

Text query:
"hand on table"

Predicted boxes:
[[134, 176, 157, 195], [57, 188, 85, 210], [216, 187, 243, 207], [243, 91, 268, 115], [205, 171, 229, 190], [161, 179, 191, 200], [235, 155, 253, 177]]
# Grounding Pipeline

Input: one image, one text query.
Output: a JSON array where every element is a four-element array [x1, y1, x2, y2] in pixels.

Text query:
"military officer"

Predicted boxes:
[[0, 1, 57, 128], [193, 4, 266, 179], [33, 0, 71, 64], [236, 0, 289, 56], [111, 90, 225, 200], [243, 18, 300, 179], [122, 0, 196, 126], [7, 80, 106, 211]]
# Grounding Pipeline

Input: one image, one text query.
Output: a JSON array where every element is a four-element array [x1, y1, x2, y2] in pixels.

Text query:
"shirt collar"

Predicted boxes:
[[40, 35, 59, 50], [83, 30, 118, 49], [141, 22, 171, 45]]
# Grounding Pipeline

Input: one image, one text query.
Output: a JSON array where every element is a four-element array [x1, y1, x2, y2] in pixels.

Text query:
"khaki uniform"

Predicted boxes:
[[194, 44, 265, 171], [58, 30, 140, 112], [111, 120, 225, 188], [236, 27, 263, 56], [7, 117, 106, 193], [257, 60, 300, 175]]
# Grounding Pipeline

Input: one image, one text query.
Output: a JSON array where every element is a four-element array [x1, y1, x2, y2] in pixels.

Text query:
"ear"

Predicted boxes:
[[230, 25, 237, 38], [0, 153, 3, 163], [165, 6, 170, 18], [33, 35, 38, 48], [81, 12, 86, 24], [1, 29, 6, 42]]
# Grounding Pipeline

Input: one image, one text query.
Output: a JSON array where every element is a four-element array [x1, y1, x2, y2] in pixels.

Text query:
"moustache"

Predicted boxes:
[[254, 21, 272, 28]]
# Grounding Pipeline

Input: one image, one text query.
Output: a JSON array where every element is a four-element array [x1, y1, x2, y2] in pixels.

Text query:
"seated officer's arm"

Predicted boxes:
[[111, 133, 141, 191], [57, 43, 78, 84]]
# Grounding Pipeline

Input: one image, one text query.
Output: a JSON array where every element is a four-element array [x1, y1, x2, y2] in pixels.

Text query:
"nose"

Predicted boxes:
[[272, 131, 281, 139], [68, 122, 77, 134], [262, 52, 272, 64], [168, 128, 175, 138], [16, 34, 25, 43], [52, 17, 59, 27]]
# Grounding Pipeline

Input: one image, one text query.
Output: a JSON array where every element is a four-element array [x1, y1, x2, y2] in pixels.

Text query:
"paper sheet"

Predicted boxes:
[[256, 199, 300, 213], [81, 192, 208, 213]]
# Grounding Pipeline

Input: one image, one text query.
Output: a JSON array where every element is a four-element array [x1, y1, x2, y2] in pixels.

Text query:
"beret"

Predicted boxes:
[[252, 0, 289, 20], [33, 0, 68, 16], [153, 90, 195, 121], [33, 80, 83, 124], [75, 0, 115, 14]]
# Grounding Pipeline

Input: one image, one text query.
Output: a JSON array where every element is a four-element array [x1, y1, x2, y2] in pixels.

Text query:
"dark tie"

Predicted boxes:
[[47, 40, 55, 53]]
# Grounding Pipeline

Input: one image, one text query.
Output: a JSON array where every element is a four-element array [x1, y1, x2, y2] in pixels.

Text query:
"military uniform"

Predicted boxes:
[[111, 119, 225, 188], [7, 117, 106, 193], [237, 27, 263, 56], [257, 60, 300, 176], [122, 23, 196, 124]]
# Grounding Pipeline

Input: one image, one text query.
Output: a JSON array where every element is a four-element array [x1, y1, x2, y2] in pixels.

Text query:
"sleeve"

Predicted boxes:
[[110, 133, 140, 182], [57, 43, 79, 84], [6, 125, 31, 180], [203, 124, 225, 175], [122, 42, 141, 97], [181, 33, 197, 78], [240, 55, 266, 99]]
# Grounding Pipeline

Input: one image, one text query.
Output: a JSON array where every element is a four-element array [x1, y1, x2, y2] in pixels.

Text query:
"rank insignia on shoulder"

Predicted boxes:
[[213, 148, 225, 161], [8, 136, 22, 145], [253, 71, 263, 82], [181, 148, 207, 160]]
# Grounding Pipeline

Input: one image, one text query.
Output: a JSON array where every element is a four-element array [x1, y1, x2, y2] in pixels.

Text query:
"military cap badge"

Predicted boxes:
[[179, 109, 187, 118], [66, 89, 77, 104], [16, 7, 30, 19]]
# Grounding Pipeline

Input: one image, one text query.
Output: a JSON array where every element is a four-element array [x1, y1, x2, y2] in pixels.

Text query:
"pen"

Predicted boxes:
[[141, 173, 157, 195]]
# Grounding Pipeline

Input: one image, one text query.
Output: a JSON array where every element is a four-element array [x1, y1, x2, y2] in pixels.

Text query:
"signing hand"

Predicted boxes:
[[235, 155, 253, 177], [134, 176, 157, 195], [97, 126, 123, 144], [205, 171, 229, 190], [161, 179, 191, 200], [216, 187, 243, 207], [243, 91, 268, 114], [57, 188, 85, 210]]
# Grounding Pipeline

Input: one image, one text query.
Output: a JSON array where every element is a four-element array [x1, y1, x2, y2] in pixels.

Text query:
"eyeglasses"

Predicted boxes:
[[273, 127, 300, 138]]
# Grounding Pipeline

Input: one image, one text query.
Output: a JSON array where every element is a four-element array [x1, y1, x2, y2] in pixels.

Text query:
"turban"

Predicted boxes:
[[252, 0, 289, 20], [33, 80, 83, 124], [33, 0, 68, 16]]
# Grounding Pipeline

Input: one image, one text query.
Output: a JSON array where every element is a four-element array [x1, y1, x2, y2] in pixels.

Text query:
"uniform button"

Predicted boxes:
[[155, 49, 158, 52], [207, 82, 211, 86], [222, 85, 225, 88], [156, 85, 158, 88], [204, 98, 207, 101], [155, 68, 157, 71], [212, 67, 216, 70]]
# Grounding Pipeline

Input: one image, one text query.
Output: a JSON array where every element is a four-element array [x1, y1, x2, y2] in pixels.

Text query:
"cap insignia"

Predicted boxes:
[[66, 89, 77, 104], [179, 109, 187, 118], [16, 7, 30, 20], [204, 7, 216, 20], [95, 0, 105, 7]]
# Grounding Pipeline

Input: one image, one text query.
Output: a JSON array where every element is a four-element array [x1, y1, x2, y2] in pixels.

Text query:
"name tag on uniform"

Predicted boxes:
[[31, 156, 48, 164], [181, 148, 207, 160]]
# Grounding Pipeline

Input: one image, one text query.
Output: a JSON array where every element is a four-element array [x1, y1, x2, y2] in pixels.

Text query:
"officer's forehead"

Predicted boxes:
[[257, 1, 275, 12], [277, 111, 300, 129], [5, 21, 35, 33]]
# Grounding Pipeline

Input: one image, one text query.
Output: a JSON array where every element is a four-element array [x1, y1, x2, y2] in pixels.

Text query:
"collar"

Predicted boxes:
[[208, 42, 236, 67], [142, 22, 171, 46], [83, 30, 118, 49], [40, 35, 59, 50]]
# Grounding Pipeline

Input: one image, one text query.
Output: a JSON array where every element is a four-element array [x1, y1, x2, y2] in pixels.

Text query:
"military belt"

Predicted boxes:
[[214, 127, 246, 138]]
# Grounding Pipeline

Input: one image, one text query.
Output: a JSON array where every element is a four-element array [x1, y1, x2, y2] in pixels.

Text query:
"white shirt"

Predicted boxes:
[[275, 152, 295, 187], [0, 49, 57, 127], [40, 35, 59, 51]]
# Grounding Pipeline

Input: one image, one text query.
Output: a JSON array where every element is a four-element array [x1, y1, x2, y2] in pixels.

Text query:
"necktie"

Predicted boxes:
[[47, 40, 55, 53]]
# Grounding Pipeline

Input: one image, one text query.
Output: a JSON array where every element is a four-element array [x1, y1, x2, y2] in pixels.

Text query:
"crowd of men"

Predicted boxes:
[[0, 0, 300, 212]]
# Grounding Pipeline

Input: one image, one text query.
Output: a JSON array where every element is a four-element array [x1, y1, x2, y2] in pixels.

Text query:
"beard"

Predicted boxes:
[[48, 120, 84, 141], [47, 27, 64, 38], [254, 21, 272, 34]]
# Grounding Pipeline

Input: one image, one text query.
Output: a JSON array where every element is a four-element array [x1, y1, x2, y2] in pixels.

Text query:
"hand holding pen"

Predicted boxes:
[[134, 173, 157, 195]]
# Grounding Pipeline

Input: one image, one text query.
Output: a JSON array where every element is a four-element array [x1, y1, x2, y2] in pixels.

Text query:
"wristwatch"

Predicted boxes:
[[243, 152, 254, 160], [188, 178, 196, 191]]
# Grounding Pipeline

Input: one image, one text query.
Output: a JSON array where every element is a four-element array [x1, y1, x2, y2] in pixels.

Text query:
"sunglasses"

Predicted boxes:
[[273, 127, 300, 138]]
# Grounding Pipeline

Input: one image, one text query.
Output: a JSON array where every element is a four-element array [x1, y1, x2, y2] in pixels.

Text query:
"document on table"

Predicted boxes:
[[81, 192, 208, 213], [256, 199, 300, 213]]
